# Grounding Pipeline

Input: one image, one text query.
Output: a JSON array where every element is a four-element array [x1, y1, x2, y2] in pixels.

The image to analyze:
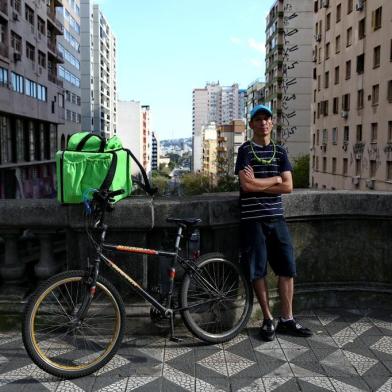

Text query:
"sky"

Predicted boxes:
[[94, 0, 272, 140]]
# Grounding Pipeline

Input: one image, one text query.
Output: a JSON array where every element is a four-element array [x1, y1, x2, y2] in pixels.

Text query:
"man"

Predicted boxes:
[[235, 104, 312, 341]]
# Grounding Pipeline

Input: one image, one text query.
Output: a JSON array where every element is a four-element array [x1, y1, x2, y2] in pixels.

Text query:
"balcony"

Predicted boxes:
[[47, 41, 64, 63], [47, 9, 63, 35], [0, 42, 8, 59], [48, 71, 63, 87], [0, 0, 8, 16]]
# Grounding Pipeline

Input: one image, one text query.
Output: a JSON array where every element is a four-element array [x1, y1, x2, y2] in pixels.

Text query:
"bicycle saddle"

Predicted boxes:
[[166, 217, 201, 226]]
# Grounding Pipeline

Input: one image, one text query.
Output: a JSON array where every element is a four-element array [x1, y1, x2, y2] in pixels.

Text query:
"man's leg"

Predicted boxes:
[[278, 276, 293, 319], [253, 277, 273, 320]]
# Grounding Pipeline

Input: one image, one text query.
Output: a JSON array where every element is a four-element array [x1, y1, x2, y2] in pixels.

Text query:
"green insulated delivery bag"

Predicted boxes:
[[56, 132, 154, 204]]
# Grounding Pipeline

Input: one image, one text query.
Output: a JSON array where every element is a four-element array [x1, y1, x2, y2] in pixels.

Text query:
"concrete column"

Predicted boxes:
[[0, 230, 25, 283], [33, 231, 62, 280]]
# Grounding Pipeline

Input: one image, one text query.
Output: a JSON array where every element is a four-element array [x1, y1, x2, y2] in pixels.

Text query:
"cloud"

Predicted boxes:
[[248, 38, 266, 54], [230, 37, 241, 45]]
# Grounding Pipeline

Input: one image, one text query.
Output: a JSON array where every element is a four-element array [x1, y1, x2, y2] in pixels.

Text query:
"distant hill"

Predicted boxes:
[[160, 138, 192, 147]]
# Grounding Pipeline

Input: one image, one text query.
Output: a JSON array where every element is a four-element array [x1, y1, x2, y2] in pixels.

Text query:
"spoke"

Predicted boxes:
[[49, 290, 73, 322], [64, 282, 76, 309]]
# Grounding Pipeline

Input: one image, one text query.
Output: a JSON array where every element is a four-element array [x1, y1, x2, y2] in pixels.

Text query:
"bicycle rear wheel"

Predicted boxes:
[[180, 253, 253, 344], [22, 270, 125, 379]]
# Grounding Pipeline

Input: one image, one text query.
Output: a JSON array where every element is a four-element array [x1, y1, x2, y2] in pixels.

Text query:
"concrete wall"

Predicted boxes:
[[0, 191, 391, 312]]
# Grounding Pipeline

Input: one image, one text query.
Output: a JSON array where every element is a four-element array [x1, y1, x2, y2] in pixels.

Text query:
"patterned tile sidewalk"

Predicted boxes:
[[1, 308, 392, 391]]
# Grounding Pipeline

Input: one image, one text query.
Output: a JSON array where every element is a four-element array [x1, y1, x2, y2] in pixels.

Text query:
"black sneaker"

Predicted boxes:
[[260, 319, 275, 341], [276, 318, 313, 337]]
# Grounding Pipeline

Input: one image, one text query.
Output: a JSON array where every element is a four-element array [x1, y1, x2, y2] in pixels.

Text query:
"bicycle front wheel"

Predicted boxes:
[[180, 253, 253, 344], [22, 270, 125, 379]]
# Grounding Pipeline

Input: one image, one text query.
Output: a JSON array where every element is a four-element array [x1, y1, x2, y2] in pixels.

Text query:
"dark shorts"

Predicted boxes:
[[240, 217, 296, 281]]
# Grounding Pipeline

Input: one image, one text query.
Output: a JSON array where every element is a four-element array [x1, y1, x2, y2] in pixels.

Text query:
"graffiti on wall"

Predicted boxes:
[[280, 1, 299, 149]]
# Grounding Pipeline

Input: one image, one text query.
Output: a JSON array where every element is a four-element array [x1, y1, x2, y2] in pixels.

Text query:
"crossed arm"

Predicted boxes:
[[238, 165, 293, 194]]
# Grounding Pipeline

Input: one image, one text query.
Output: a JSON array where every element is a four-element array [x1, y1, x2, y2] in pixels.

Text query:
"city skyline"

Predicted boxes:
[[93, 0, 272, 140]]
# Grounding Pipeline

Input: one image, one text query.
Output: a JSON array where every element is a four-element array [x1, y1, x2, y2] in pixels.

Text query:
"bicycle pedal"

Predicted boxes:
[[169, 336, 183, 343]]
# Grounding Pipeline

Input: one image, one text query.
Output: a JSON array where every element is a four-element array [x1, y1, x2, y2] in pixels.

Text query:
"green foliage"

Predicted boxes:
[[181, 173, 213, 195], [292, 154, 310, 188], [215, 175, 238, 192], [151, 174, 171, 194]]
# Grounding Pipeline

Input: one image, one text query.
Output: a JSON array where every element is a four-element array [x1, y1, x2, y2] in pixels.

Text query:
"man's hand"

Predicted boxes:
[[239, 166, 283, 192]]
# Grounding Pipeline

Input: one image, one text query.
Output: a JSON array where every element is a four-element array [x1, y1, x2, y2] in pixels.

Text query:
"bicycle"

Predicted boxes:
[[22, 189, 253, 379]]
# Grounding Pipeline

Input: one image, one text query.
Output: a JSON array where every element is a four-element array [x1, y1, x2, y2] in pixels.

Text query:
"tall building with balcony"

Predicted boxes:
[[192, 82, 245, 172], [265, 0, 313, 158], [80, 0, 116, 139], [201, 122, 217, 181], [216, 120, 246, 177], [0, 0, 65, 198], [117, 100, 151, 175], [151, 131, 159, 171], [311, 0, 392, 191], [246, 78, 266, 139], [57, 0, 81, 149]]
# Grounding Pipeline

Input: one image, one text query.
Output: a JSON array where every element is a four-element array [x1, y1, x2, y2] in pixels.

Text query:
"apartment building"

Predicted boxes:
[[0, 0, 65, 198], [192, 82, 246, 172], [151, 131, 159, 171], [80, 0, 116, 139], [311, 0, 392, 191], [57, 0, 81, 149], [117, 100, 151, 175], [216, 120, 246, 177], [265, 0, 313, 158], [201, 122, 217, 181], [246, 78, 265, 139]]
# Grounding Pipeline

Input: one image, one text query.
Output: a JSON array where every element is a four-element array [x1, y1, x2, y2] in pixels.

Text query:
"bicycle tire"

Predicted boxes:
[[180, 253, 253, 344], [22, 270, 125, 379]]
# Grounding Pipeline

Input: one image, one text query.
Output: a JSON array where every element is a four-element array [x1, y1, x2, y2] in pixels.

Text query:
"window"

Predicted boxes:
[[12, 0, 21, 13], [322, 100, 329, 116], [355, 159, 361, 176], [345, 60, 351, 80], [388, 80, 392, 102], [356, 125, 362, 141], [371, 123, 378, 142], [325, 42, 330, 59], [357, 54, 365, 74], [25, 79, 37, 98], [38, 51, 46, 68], [372, 84, 379, 105], [323, 157, 327, 172], [336, 3, 341, 22], [370, 160, 377, 178], [316, 129, 320, 145], [26, 42, 35, 62], [322, 129, 328, 144], [332, 158, 337, 174], [343, 126, 349, 142], [336, 35, 340, 53], [359, 18, 366, 39], [372, 7, 382, 31], [313, 68, 317, 80], [347, 0, 353, 14], [11, 72, 23, 93], [11, 31, 22, 52], [387, 162, 392, 181], [324, 71, 329, 88], [314, 0, 318, 12], [318, 47, 322, 63], [357, 89, 364, 109], [334, 66, 339, 84], [316, 156, 319, 171], [343, 158, 348, 175], [0, 67, 7, 86], [37, 17, 45, 35], [388, 121, 392, 142], [342, 93, 350, 111], [317, 75, 321, 91], [25, 4, 34, 27], [326, 13, 331, 30], [333, 97, 339, 114], [373, 46, 381, 68], [332, 127, 338, 144], [346, 27, 352, 47]]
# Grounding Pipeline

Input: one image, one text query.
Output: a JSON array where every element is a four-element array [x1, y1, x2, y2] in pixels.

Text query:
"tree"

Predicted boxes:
[[292, 154, 310, 188], [181, 173, 212, 195]]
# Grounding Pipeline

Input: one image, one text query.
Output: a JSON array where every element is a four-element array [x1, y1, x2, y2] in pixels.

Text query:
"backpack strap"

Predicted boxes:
[[100, 151, 117, 191], [123, 148, 157, 196], [76, 133, 106, 152]]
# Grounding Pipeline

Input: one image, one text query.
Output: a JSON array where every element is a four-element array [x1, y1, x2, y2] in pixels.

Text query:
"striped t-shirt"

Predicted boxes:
[[234, 141, 292, 221]]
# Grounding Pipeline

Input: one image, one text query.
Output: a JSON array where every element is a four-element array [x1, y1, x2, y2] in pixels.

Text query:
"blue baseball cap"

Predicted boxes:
[[250, 104, 272, 120]]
